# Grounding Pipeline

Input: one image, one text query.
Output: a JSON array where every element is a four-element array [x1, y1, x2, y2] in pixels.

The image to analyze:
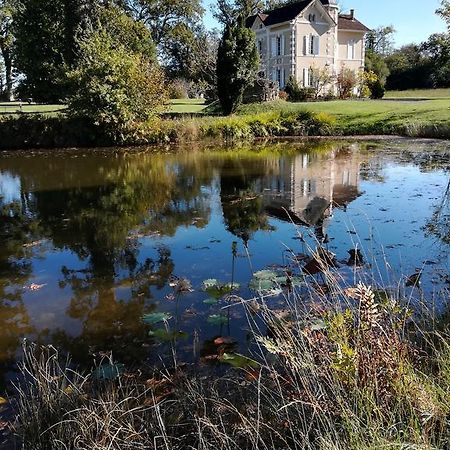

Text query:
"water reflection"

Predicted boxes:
[[0, 140, 449, 383]]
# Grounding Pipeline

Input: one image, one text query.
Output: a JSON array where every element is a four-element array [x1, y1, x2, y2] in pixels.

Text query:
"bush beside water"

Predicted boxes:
[[1, 107, 449, 150]]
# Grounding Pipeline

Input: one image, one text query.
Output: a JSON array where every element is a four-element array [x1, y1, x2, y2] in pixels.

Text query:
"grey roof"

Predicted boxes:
[[246, 0, 369, 33]]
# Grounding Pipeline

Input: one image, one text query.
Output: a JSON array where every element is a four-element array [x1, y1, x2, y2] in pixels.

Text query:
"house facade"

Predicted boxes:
[[246, 0, 370, 94]]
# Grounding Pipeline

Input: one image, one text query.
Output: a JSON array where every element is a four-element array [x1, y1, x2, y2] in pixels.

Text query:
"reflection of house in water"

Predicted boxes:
[[259, 146, 361, 227]]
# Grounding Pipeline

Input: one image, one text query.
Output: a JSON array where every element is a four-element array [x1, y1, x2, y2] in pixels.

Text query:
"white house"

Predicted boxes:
[[246, 0, 370, 93]]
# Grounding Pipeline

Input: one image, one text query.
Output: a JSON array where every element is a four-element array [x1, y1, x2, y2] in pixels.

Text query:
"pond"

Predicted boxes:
[[0, 138, 449, 392]]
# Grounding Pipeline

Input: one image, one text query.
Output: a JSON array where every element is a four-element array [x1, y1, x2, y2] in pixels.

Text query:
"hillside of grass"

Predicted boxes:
[[237, 99, 450, 136], [385, 88, 450, 99]]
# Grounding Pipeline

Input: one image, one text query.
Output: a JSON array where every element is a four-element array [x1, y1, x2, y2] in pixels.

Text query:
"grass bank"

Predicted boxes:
[[1, 97, 450, 150]]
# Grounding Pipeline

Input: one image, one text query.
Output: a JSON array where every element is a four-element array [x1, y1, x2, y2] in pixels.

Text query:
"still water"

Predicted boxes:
[[0, 139, 449, 388]]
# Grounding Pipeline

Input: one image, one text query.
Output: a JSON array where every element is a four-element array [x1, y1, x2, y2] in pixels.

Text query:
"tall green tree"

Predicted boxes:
[[67, 5, 164, 139], [13, 0, 72, 101], [216, 17, 259, 115], [366, 26, 396, 56], [365, 49, 390, 85], [437, 0, 450, 29], [0, 0, 15, 100], [125, 0, 204, 73]]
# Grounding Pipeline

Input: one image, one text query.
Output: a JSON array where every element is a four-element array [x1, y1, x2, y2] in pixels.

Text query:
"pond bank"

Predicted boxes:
[[1, 107, 449, 150]]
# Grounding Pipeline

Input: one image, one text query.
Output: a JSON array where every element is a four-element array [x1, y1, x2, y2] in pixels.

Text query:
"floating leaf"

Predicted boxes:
[[253, 270, 278, 280], [149, 328, 189, 342], [93, 363, 125, 381], [204, 282, 238, 299], [207, 314, 228, 325], [249, 278, 276, 291], [142, 312, 172, 325], [249, 270, 290, 292], [202, 279, 218, 289], [309, 320, 327, 331], [203, 298, 219, 305], [214, 337, 236, 346], [0, 397, 7, 406], [220, 353, 260, 369]]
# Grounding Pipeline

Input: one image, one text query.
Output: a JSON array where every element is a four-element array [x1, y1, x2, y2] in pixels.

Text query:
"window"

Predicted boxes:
[[308, 13, 316, 22], [348, 40, 355, 59], [277, 36, 282, 56], [304, 35, 319, 55], [258, 40, 263, 54]]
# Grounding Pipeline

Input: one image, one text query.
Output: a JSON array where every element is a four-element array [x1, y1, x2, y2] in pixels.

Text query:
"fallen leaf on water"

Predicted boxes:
[[220, 353, 260, 369], [0, 397, 8, 405], [214, 337, 235, 346], [26, 283, 47, 291]]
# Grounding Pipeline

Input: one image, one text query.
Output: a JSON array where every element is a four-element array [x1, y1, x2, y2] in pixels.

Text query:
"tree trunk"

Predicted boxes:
[[1, 46, 13, 101]]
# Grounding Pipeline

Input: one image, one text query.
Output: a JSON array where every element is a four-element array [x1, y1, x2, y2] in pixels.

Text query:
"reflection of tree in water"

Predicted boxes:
[[0, 199, 35, 387], [25, 158, 212, 367], [425, 180, 450, 245], [220, 159, 272, 246], [50, 247, 174, 366]]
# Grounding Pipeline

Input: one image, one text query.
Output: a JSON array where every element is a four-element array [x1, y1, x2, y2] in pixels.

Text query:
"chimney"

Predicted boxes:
[[350, 9, 354, 19]]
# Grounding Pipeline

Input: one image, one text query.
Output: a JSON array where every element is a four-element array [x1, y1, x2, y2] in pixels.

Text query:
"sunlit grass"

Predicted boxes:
[[167, 98, 208, 114], [0, 102, 66, 116], [386, 88, 450, 99]]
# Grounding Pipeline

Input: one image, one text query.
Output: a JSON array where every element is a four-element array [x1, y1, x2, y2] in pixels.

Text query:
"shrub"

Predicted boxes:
[[278, 90, 288, 101], [67, 28, 166, 141], [285, 76, 305, 102], [337, 68, 358, 99], [369, 79, 386, 99], [168, 79, 189, 99]]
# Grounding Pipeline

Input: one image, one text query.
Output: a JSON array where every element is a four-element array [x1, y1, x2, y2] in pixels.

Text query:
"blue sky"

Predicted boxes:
[[203, 0, 447, 47]]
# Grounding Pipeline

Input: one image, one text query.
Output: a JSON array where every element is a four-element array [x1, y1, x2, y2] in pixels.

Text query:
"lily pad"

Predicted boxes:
[[207, 314, 228, 325], [142, 312, 172, 325], [149, 328, 189, 341], [203, 297, 219, 305], [309, 320, 327, 331], [93, 363, 125, 381], [203, 280, 240, 299], [220, 353, 260, 369]]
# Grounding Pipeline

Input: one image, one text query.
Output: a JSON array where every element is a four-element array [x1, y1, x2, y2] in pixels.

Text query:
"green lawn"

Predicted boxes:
[[385, 88, 450, 99], [0, 102, 66, 116], [168, 98, 207, 114], [238, 98, 450, 131]]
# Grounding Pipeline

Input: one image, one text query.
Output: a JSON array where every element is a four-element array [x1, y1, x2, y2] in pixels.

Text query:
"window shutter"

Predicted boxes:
[[271, 37, 276, 57], [303, 35, 309, 55], [272, 69, 277, 82], [281, 35, 285, 56], [314, 36, 319, 55], [303, 68, 309, 87]]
